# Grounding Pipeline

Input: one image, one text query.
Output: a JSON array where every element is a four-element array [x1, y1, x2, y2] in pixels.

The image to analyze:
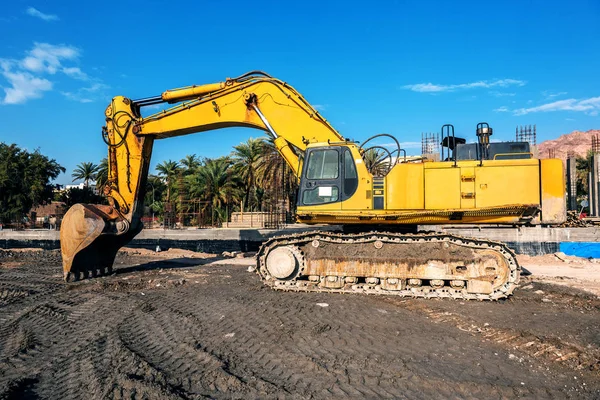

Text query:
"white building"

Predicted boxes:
[[64, 183, 99, 195]]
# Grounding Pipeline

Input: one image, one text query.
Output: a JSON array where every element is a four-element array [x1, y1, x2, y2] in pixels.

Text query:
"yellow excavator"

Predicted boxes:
[[60, 71, 565, 300]]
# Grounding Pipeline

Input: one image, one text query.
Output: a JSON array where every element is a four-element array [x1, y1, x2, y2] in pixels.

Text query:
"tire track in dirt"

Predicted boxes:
[[150, 275, 586, 399], [118, 305, 287, 398], [1, 252, 599, 399], [387, 286, 600, 377], [0, 302, 74, 398]]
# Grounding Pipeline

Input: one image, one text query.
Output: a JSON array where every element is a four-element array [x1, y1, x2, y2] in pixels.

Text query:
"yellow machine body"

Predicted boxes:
[[296, 147, 565, 225]]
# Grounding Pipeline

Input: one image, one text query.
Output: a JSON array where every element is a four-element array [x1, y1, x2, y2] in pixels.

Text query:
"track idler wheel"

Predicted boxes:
[[265, 245, 304, 280]]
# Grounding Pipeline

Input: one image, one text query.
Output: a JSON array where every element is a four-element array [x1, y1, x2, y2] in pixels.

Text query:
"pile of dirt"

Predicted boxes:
[[559, 211, 594, 227], [518, 252, 600, 296], [118, 247, 217, 259], [0, 248, 61, 264]]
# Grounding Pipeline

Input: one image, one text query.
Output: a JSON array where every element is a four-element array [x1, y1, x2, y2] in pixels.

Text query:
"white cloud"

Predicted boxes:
[[513, 97, 600, 116], [489, 91, 516, 97], [542, 91, 567, 99], [62, 67, 88, 80], [62, 83, 109, 103], [1, 69, 52, 104], [26, 7, 59, 21], [313, 104, 327, 111], [381, 141, 422, 150], [400, 141, 422, 149], [403, 79, 525, 93], [493, 106, 510, 112], [0, 16, 18, 23], [0, 42, 98, 105], [22, 43, 79, 74]]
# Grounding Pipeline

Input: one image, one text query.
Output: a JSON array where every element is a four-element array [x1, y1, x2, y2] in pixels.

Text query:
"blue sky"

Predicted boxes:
[[0, 0, 599, 184]]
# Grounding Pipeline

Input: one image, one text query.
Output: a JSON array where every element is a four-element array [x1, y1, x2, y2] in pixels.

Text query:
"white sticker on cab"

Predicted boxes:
[[318, 186, 332, 196]]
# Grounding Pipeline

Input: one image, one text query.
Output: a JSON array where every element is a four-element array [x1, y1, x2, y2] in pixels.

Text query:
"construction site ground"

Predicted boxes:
[[1, 248, 599, 399]]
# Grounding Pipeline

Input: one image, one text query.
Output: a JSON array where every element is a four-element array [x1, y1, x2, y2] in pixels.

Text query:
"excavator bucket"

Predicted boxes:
[[60, 203, 124, 282]]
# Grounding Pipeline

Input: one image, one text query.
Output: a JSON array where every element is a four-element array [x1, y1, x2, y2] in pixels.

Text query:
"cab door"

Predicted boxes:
[[298, 147, 342, 209]]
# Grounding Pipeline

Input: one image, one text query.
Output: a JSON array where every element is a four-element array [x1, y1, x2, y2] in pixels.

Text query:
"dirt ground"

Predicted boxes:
[[0, 248, 599, 399]]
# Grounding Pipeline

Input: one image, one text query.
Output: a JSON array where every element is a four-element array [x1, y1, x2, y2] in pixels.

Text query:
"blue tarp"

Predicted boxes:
[[559, 242, 600, 259]]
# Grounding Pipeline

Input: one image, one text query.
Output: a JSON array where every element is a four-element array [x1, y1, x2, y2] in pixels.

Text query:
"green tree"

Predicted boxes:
[[362, 148, 389, 177], [72, 162, 99, 187], [0, 143, 65, 223], [96, 158, 109, 189], [59, 187, 105, 208], [156, 160, 180, 202], [231, 138, 263, 211], [180, 154, 201, 175], [256, 137, 299, 213], [145, 174, 166, 214], [189, 157, 240, 226], [576, 150, 594, 197]]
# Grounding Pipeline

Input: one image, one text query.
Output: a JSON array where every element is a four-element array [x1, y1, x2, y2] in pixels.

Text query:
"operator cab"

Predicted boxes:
[[299, 146, 359, 205], [298, 133, 406, 207]]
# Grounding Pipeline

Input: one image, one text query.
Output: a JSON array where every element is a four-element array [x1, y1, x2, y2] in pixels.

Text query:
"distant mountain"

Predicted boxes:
[[537, 129, 600, 160]]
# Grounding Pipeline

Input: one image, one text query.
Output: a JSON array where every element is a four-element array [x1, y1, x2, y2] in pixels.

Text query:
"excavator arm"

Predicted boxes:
[[60, 71, 344, 281]]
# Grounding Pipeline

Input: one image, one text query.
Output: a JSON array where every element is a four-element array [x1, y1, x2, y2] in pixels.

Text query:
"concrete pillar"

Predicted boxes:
[[594, 154, 600, 217], [566, 157, 578, 211], [590, 171, 596, 216]]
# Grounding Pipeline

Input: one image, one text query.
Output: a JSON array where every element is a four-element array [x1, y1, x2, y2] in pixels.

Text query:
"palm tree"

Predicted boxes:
[[231, 138, 263, 211], [156, 160, 180, 202], [146, 174, 165, 211], [72, 162, 99, 187], [257, 137, 299, 213], [180, 154, 201, 175], [95, 158, 109, 189], [189, 157, 241, 226], [362, 148, 389, 177], [576, 149, 594, 198]]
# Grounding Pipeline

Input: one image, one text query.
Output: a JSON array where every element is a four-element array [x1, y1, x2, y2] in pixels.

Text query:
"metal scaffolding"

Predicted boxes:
[[515, 125, 537, 146], [421, 132, 440, 160]]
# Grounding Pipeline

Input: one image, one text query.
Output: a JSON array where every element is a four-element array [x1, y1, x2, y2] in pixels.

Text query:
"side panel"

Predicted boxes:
[[386, 163, 424, 210], [475, 161, 540, 208], [540, 159, 566, 223], [424, 167, 461, 209]]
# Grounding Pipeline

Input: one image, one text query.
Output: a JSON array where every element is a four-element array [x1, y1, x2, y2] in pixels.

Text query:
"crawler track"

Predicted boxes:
[[257, 231, 520, 300]]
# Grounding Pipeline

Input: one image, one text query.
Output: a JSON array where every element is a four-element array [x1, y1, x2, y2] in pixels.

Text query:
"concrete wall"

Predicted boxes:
[[0, 226, 337, 253], [1, 225, 599, 257], [439, 226, 600, 256]]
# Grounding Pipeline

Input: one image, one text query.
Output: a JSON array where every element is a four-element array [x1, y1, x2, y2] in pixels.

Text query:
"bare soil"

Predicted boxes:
[[0, 248, 599, 399], [517, 253, 600, 297]]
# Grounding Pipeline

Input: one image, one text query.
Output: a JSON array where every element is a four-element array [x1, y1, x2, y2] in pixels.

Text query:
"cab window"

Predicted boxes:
[[343, 149, 358, 198], [302, 186, 339, 205], [306, 149, 338, 180]]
